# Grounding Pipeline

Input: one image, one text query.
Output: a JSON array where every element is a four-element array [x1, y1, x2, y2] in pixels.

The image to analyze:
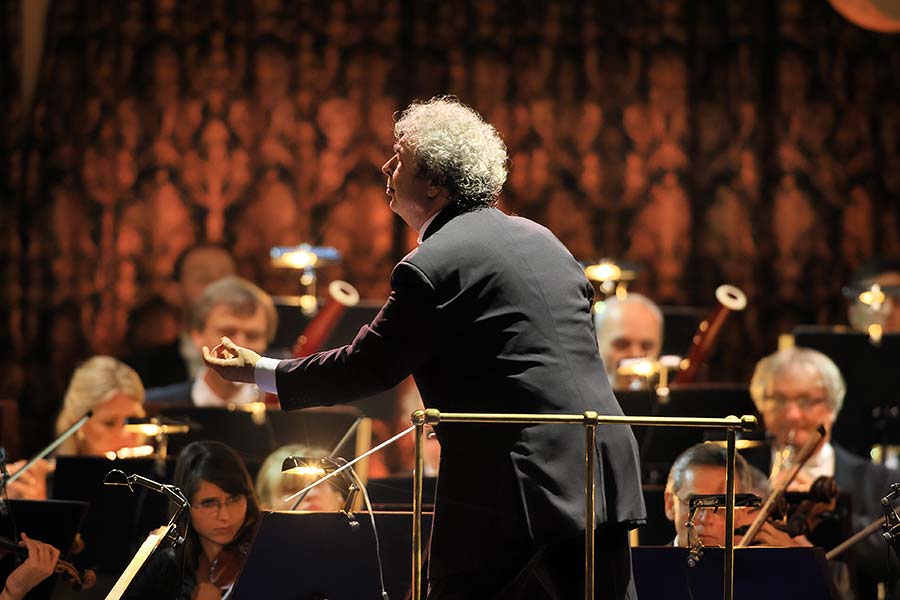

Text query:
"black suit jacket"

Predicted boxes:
[[833, 444, 900, 597], [273, 206, 645, 577]]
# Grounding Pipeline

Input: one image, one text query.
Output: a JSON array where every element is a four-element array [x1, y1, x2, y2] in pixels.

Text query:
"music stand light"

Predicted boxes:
[[281, 456, 359, 513], [123, 417, 190, 463]]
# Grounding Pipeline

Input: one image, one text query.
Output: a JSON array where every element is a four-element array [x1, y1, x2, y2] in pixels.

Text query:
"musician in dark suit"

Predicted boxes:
[[749, 346, 900, 599], [203, 97, 645, 599], [146, 276, 277, 407]]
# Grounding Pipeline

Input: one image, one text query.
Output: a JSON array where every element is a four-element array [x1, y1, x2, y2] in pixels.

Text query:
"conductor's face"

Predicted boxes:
[[382, 142, 435, 229]]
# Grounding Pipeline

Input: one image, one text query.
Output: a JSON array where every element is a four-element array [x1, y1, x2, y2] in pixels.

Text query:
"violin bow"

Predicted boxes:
[[737, 424, 826, 547]]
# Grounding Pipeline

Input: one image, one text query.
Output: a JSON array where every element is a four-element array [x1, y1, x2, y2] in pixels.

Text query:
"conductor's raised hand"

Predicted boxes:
[[202, 337, 261, 384]]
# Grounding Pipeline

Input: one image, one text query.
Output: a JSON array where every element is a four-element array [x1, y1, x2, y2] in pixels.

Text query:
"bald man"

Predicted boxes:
[[594, 294, 663, 390]]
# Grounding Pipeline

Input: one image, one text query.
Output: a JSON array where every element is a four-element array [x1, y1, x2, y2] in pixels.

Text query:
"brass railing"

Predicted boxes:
[[410, 409, 757, 600]]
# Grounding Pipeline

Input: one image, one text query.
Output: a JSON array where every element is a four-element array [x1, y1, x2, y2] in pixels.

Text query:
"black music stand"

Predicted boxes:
[[231, 511, 432, 600], [615, 383, 760, 483], [632, 546, 839, 600], [158, 406, 364, 467], [792, 327, 900, 457], [366, 475, 437, 511], [52, 457, 174, 577], [0, 499, 89, 600]]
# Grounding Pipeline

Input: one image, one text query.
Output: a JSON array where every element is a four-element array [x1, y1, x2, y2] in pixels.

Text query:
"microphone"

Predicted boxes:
[[104, 469, 189, 510], [105, 469, 190, 547], [881, 482, 900, 507]]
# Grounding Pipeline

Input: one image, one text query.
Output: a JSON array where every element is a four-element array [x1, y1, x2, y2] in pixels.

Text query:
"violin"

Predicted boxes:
[[193, 540, 250, 600], [0, 535, 96, 590], [733, 475, 843, 551]]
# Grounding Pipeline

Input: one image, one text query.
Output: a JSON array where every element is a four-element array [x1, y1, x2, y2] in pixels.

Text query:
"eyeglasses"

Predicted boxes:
[[191, 493, 246, 514], [762, 395, 827, 411]]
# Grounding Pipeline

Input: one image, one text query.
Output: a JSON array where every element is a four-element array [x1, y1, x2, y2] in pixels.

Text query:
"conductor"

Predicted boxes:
[[203, 97, 645, 599]]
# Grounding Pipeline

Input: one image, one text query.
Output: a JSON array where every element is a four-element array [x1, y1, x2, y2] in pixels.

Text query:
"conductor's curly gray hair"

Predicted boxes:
[[394, 97, 508, 211]]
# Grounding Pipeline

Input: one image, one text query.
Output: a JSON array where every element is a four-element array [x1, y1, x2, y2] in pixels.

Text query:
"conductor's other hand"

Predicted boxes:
[[202, 337, 261, 384]]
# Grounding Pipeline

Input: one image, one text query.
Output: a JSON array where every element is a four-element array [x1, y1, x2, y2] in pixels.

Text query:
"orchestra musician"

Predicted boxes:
[[146, 276, 277, 407], [847, 258, 900, 335], [664, 442, 800, 548], [255, 444, 348, 512], [594, 293, 663, 390], [123, 441, 259, 600], [7, 356, 147, 500], [749, 346, 900, 599], [202, 96, 645, 599], [665, 443, 858, 599], [125, 244, 238, 389]]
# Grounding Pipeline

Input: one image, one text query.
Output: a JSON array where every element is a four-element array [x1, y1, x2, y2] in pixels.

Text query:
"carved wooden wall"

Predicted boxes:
[[3, 0, 900, 452]]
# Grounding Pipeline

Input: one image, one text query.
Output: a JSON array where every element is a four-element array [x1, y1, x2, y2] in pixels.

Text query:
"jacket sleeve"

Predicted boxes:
[[276, 260, 438, 410]]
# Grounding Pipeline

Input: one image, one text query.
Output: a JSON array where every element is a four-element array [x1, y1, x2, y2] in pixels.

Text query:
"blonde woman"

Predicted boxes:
[[8, 356, 146, 499], [255, 444, 347, 512]]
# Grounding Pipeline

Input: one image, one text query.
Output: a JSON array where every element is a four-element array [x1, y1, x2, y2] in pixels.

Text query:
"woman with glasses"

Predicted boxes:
[[124, 441, 260, 600]]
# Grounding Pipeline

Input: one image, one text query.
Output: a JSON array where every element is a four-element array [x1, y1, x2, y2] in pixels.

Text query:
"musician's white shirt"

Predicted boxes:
[[770, 441, 835, 489], [193, 367, 260, 407]]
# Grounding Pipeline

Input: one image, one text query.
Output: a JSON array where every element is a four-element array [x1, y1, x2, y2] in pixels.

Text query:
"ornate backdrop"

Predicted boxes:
[[2, 0, 900, 453]]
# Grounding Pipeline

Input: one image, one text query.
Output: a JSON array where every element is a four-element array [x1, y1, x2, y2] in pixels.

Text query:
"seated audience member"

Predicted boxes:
[[847, 258, 900, 335], [146, 276, 277, 407], [750, 347, 900, 598], [0, 534, 60, 600], [594, 293, 663, 390], [7, 356, 146, 500], [123, 441, 259, 600], [126, 244, 237, 388], [255, 444, 348, 512]]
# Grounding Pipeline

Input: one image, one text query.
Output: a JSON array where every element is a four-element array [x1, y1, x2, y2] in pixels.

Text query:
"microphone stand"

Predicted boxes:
[[6, 411, 93, 486], [826, 482, 900, 560], [289, 416, 362, 510], [104, 469, 190, 547]]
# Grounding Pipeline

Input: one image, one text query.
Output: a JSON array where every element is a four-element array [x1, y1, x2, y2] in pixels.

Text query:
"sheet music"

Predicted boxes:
[[105, 526, 168, 600]]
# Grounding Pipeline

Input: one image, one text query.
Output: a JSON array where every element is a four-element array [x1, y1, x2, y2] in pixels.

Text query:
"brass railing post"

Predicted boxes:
[[411, 409, 426, 600], [724, 428, 736, 600], [583, 411, 598, 600]]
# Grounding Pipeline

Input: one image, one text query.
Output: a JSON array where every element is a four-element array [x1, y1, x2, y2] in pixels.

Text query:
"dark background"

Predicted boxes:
[[1, 0, 899, 455]]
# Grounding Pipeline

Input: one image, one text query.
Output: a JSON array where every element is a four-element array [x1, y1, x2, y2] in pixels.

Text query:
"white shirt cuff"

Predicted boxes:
[[254, 357, 281, 394]]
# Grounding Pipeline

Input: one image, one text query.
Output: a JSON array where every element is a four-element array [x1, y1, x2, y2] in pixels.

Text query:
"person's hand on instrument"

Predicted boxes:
[[202, 337, 261, 384], [750, 521, 812, 547], [5, 459, 52, 501], [1, 533, 60, 600]]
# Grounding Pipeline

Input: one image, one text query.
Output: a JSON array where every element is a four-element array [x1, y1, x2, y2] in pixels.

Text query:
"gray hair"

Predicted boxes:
[[666, 442, 753, 496], [394, 97, 508, 210], [749, 347, 846, 414], [55, 356, 146, 455], [594, 293, 664, 348]]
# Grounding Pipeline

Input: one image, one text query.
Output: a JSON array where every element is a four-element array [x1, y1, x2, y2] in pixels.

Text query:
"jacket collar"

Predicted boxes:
[[421, 202, 469, 242]]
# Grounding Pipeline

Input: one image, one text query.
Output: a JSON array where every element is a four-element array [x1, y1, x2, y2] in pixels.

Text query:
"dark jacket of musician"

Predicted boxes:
[[268, 203, 647, 579]]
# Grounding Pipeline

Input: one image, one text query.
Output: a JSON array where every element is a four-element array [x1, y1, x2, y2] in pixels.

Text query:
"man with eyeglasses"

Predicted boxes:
[[749, 346, 900, 599]]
